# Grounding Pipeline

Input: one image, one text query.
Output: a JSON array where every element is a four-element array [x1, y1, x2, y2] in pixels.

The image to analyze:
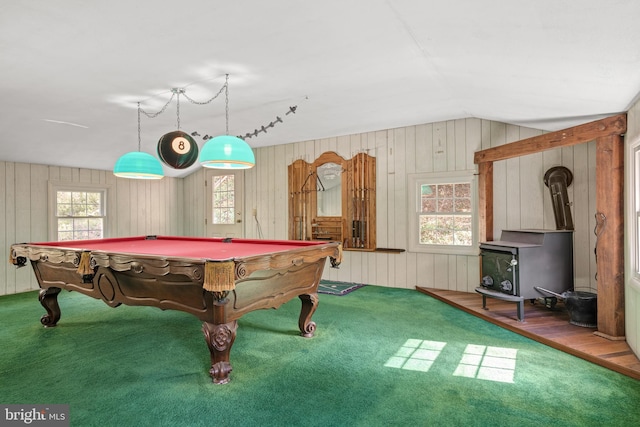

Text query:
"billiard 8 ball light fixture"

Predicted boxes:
[[114, 75, 255, 180]]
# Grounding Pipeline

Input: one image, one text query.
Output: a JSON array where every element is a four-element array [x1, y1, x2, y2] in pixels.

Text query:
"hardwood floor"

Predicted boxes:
[[417, 287, 640, 381]]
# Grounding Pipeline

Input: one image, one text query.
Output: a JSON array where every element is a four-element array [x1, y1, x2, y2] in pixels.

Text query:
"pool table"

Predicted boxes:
[[10, 235, 342, 384]]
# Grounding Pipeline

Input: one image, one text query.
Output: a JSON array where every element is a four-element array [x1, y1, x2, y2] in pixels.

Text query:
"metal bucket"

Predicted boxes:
[[534, 287, 598, 328], [564, 291, 597, 328]]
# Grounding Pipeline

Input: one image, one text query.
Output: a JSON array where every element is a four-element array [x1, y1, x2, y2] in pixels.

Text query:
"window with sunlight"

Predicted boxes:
[[55, 190, 105, 241], [408, 171, 477, 254]]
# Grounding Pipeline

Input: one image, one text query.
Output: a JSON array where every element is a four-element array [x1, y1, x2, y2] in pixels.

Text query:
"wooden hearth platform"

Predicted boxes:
[[417, 287, 640, 381]]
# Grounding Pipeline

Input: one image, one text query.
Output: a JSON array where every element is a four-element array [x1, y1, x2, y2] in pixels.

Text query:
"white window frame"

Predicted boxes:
[[48, 181, 109, 241], [407, 170, 478, 255], [629, 137, 640, 284]]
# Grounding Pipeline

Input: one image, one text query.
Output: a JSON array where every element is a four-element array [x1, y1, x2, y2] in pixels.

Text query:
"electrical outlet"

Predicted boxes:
[[252, 208, 257, 217]]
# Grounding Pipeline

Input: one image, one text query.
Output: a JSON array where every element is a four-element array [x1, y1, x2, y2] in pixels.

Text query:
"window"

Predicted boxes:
[[634, 144, 640, 277], [420, 182, 472, 245], [212, 175, 235, 225], [49, 182, 107, 241], [408, 171, 477, 255]]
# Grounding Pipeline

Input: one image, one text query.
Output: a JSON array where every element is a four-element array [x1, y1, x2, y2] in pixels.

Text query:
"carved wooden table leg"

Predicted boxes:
[[202, 320, 238, 384], [39, 287, 62, 327], [201, 290, 239, 384], [298, 293, 318, 337]]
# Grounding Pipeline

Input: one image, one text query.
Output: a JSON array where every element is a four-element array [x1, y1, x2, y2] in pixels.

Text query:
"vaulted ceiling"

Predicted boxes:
[[1, 1, 639, 177]]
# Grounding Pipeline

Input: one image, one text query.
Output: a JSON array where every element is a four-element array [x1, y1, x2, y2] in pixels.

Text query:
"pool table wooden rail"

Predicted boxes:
[[10, 238, 342, 384]]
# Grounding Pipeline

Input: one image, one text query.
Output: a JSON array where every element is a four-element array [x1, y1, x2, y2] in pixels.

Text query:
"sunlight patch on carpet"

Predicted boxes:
[[384, 339, 447, 372], [453, 344, 517, 383], [384, 340, 518, 382]]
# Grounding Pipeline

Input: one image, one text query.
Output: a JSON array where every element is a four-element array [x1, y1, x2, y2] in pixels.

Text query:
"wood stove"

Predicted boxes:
[[476, 229, 574, 321]]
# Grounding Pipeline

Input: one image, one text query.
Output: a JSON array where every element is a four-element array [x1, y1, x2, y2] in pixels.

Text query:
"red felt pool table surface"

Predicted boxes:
[[28, 235, 328, 260]]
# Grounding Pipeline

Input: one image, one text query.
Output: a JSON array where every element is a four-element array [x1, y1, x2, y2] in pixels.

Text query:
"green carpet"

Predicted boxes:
[[1, 286, 639, 426]]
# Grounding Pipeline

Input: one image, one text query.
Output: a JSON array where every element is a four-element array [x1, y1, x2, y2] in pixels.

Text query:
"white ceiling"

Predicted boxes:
[[1, 0, 639, 177]]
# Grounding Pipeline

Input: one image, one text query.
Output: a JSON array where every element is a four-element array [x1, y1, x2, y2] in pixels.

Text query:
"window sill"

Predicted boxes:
[[408, 245, 480, 256]]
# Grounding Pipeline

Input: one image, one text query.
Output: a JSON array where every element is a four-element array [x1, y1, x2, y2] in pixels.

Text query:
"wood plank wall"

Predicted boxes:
[[182, 167, 206, 237], [231, 118, 598, 292], [0, 163, 183, 296], [1, 117, 599, 298]]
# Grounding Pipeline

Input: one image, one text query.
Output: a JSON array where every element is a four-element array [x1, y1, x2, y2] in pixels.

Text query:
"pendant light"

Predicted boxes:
[[156, 88, 199, 169], [199, 74, 255, 169], [114, 103, 164, 179]]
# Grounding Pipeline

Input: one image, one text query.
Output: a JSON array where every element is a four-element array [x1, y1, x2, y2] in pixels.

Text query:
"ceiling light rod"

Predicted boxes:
[[137, 102, 142, 150], [172, 88, 185, 129], [224, 74, 230, 134], [171, 87, 184, 130]]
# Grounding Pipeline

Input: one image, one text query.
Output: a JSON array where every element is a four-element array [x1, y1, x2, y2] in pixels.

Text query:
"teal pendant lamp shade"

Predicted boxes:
[[114, 151, 164, 179], [199, 74, 255, 170], [113, 102, 164, 179], [199, 135, 255, 169]]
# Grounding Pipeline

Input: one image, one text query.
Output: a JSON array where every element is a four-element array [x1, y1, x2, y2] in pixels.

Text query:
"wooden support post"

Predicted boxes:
[[594, 134, 625, 340], [477, 161, 494, 243]]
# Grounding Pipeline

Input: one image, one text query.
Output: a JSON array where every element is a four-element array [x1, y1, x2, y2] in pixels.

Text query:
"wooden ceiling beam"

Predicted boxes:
[[474, 113, 627, 164]]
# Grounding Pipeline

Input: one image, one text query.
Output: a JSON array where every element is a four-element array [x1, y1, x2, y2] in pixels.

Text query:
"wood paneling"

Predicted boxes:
[[182, 168, 205, 237], [236, 118, 598, 294], [2, 118, 601, 299], [0, 163, 183, 296]]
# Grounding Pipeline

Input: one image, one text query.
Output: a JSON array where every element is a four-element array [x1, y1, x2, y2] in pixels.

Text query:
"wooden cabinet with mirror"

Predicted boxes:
[[288, 151, 375, 251]]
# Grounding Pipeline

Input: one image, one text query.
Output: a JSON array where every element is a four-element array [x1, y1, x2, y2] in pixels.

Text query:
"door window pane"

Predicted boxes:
[[212, 175, 235, 225]]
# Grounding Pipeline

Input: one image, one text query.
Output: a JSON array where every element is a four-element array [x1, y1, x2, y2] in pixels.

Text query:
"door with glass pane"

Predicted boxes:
[[205, 170, 244, 238]]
